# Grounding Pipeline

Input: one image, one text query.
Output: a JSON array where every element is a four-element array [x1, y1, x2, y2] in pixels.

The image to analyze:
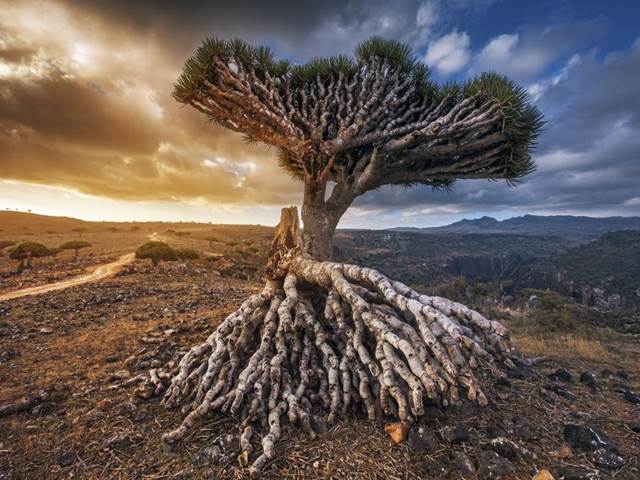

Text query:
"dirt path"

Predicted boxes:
[[0, 253, 135, 302]]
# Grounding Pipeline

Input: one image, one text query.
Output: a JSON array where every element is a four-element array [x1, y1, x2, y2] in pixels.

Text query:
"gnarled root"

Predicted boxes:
[[161, 257, 515, 477]]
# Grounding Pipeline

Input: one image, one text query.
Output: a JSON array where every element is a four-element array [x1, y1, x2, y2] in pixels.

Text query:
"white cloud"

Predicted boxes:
[[477, 33, 519, 64], [424, 31, 471, 75]]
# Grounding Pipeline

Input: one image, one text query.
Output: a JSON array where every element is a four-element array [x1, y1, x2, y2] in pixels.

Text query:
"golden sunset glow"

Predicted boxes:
[[0, 0, 301, 223]]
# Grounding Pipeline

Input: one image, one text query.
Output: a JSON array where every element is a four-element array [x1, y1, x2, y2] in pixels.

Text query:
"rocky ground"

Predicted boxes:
[[0, 258, 639, 479]]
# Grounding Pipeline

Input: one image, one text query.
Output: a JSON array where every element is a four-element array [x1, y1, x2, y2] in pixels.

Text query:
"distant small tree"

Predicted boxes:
[[60, 240, 92, 258], [8, 241, 51, 270], [175, 248, 199, 261], [131, 225, 141, 231], [0, 240, 16, 256], [135, 241, 177, 267], [72, 227, 88, 237]]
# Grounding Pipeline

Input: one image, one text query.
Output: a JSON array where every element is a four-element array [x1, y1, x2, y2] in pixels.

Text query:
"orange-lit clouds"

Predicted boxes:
[[0, 0, 301, 209]]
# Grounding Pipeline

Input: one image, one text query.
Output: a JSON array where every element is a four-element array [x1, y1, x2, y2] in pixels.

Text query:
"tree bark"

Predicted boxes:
[[300, 173, 351, 261]]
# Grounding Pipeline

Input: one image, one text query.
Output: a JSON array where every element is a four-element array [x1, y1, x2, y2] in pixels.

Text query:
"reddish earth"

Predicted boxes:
[[0, 214, 638, 479]]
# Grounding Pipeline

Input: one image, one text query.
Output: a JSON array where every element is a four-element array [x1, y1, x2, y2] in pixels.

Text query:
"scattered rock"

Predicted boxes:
[[557, 467, 600, 480], [548, 368, 573, 383], [476, 450, 514, 479], [385, 421, 412, 444], [488, 436, 533, 460], [57, 452, 76, 467], [453, 452, 475, 476], [563, 424, 618, 453], [556, 445, 572, 459], [514, 416, 534, 440], [442, 424, 471, 444], [407, 425, 439, 452], [600, 368, 613, 378], [591, 448, 625, 470], [532, 469, 554, 480], [38, 327, 53, 334], [545, 384, 577, 400], [622, 389, 640, 404], [105, 433, 143, 452], [579, 372, 598, 390]]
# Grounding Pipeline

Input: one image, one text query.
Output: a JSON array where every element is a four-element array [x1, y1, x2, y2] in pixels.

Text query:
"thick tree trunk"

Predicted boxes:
[[299, 172, 350, 261]]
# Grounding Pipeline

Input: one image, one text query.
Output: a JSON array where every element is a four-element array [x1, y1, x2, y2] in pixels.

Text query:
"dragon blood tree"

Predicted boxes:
[[162, 36, 543, 476]]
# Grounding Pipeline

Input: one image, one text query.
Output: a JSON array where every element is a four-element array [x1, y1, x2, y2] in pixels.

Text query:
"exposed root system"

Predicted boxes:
[[161, 256, 515, 477]]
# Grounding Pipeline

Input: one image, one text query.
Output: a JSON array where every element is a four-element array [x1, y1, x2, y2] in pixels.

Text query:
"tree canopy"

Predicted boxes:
[[135, 241, 178, 266], [175, 248, 200, 260], [174, 36, 543, 202], [60, 240, 91, 251], [8, 241, 51, 260]]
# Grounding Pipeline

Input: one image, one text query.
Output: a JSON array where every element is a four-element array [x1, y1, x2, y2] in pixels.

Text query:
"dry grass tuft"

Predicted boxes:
[[513, 333, 610, 361]]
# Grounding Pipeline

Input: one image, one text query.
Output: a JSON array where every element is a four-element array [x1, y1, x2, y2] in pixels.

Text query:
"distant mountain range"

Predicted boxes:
[[391, 214, 640, 241]]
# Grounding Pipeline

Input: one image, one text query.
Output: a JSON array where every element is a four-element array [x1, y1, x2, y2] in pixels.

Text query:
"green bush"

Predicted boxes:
[[8, 241, 52, 268], [135, 241, 177, 266], [175, 248, 199, 260]]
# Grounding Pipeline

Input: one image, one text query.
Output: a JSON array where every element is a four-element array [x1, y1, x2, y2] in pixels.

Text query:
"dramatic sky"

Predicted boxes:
[[1, 0, 639, 227]]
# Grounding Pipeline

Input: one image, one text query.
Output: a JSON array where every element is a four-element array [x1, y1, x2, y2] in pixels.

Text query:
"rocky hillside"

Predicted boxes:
[[514, 230, 640, 311], [394, 214, 640, 241], [334, 230, 570, 284]]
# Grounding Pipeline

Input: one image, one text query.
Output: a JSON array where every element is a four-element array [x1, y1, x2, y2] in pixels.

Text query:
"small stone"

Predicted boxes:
[[558, 466, 600, 480], [556, 445, 572, 459], [548, 368, 573, 383], [39, 327, 53, 334], [443, 424, 471, 444], [532, 469, 554, 480], [563, 424, 618, 453], [545, 384, 577, 400], [591, 448, 625, 470], [57, 452, 75, 467], [600, 367, 613, 378], [514, 416, 534, 440], [488, 436, 533, 460], [453, 452, 476, 476], [622, 389, 640, 404], [579, 372, 598, 390], [476, 450, 514, 479], [408, 425, 439, 452], [312, 461, 320, 469], [385, 421, 412, 444]]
